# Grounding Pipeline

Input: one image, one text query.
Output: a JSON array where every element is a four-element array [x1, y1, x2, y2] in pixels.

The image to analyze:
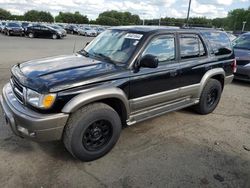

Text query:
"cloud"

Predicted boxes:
[[216, 0, 233, 6], [0, 0, 248, 19]]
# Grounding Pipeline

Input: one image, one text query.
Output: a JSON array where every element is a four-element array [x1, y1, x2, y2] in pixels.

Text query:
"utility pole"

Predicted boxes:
[[186, 0, 192, 26], [242, 21, 247, 32], [159, 14, 161, 26]]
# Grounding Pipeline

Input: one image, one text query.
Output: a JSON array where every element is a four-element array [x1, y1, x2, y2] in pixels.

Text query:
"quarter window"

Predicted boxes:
[[201, 31, 232, 56], [180, 34, 206, 59], [142, 35, 175, 63]]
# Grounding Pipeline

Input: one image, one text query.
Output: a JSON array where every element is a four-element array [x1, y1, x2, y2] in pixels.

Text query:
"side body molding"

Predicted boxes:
[[198, 68, 225, 97], [62, 87, 130, 115]]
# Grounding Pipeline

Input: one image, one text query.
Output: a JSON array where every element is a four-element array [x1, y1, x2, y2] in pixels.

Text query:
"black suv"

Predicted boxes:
[[0, 26, 235, 161], [25, 24, 64, 39]]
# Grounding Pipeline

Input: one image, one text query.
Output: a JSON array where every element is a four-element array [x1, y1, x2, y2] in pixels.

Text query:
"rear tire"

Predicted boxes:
[[194, 79, 222, 115], [63, 103, 122, 161]]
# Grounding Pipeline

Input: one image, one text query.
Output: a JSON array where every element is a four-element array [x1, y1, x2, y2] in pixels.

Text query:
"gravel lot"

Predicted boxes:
[[0, 34, 249, 188]]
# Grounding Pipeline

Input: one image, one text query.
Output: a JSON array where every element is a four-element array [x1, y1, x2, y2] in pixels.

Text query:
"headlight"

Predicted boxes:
[[26, 89, 56, 109], [57, 31, 62, 35]]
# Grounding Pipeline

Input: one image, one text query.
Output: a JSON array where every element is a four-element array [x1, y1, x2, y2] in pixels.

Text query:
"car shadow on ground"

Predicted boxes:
[[232, 79, 250, 86]]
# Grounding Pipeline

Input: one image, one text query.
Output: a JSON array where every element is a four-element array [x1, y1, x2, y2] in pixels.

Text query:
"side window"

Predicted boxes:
[[201, 31, 232, 56], [40, 26, 49, 31], [180, 34, 206, 59], [142, 35, 175, 63]]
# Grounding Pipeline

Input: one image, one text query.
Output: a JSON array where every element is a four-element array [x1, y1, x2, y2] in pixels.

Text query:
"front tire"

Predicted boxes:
[[63, 103, 122, 161], [194, 79, 222, 115]]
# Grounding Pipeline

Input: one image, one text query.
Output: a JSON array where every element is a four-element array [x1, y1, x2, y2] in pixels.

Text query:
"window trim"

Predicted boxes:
[[139, 33, 178, 66], [178, 33, 208, 62]]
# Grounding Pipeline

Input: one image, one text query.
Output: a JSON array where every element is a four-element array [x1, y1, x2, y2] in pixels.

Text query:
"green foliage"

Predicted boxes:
[[96, 10, 140, 26], [227, 8, 250, 31], [0, 8, 11, 20], [24, 10, 54, 22], [10, 15, 25, 21], [55, 12, 88, 24]]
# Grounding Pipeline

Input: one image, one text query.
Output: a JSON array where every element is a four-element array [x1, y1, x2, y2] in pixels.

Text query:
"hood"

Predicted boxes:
[[12, 54, 127, 93], [234, 48, 250, 66]]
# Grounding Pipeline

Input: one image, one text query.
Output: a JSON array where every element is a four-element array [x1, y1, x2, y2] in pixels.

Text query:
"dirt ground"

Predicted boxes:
[[0, 34, 249, 188]]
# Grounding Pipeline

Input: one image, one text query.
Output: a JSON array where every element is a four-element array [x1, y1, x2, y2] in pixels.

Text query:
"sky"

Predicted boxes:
[[0, 0, 249, 20]]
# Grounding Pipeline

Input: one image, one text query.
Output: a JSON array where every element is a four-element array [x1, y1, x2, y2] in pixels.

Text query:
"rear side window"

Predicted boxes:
[[202, 31, 232, 56], [180, 34, 206, 59]]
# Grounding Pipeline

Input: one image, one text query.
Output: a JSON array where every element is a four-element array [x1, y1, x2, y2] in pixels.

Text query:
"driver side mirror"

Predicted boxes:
[[139, 54, 159, 68]]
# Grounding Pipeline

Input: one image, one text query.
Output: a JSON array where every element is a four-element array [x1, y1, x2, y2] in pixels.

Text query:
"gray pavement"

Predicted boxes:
[[0, 33, 249, 188]]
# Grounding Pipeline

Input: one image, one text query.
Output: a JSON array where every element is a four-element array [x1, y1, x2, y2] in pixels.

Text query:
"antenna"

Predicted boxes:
[[73, 36, 77, 53]]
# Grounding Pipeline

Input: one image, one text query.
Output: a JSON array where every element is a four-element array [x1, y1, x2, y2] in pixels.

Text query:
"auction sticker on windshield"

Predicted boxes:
[[125, 33, 143, 40]]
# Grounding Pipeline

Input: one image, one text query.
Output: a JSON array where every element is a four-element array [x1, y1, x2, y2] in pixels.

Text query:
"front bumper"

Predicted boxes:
[[9, 30, 24, 35], [0, 83, 69, 142], [234, 65, 250, 82]]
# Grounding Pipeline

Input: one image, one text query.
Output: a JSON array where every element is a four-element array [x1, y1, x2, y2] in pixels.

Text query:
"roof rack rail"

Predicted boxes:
[[181, 25, 224, 31]]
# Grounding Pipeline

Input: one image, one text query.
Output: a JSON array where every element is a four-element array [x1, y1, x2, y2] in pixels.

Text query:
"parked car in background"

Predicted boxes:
[[65, 24, 78, 34], [21, 22, 30, 32], [77, 27, 86, 36], [4, 22, 24, 36], [0, 21, 6, 33], [233, 32, 250, 82], [25, 24, 64, 39], [48, 24, 67, 37], [97, 27, 105, 35], [83, 27, 97, 37], [227, 32, 237, 41]]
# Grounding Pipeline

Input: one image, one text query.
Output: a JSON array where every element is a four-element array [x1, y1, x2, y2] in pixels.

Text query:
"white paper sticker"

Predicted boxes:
[[125, 33, 143, 40]]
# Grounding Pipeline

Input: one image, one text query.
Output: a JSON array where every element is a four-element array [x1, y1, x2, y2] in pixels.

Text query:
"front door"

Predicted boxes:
[[129, 34, 182, 112]]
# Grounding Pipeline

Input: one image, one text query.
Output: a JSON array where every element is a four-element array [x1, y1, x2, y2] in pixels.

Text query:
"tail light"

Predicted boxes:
[[231, 59, 237, 73]]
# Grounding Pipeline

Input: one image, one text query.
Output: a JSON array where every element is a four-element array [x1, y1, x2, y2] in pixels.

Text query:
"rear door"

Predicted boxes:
[[40, 26, 51, 38], [176, 33, 208, 98]]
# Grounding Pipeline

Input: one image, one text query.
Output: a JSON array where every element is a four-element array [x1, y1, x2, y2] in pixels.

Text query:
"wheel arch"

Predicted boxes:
[[198, 68, 225, 97], [62, 87, 130, 126]]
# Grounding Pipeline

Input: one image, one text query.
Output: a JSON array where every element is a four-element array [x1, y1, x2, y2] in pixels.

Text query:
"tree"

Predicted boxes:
[[96, 10, 140, 26], [0, 8, 11, 20], [55, 12, 88, 24], [227, 8, 250, 31], [24, 10, 54, 22]]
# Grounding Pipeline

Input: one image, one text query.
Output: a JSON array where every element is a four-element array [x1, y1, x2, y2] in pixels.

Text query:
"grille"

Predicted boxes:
[[10, 77, 25, 104]]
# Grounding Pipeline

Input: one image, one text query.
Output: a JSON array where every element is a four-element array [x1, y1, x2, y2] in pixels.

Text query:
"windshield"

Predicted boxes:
[[233, 34, 250, 50], [8, 22, 20, 27], [51, 25, 61, 29], [82, 30, 143, 64]]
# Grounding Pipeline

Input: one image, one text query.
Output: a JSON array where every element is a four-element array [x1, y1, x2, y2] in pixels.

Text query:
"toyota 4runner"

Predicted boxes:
[[0, 26, 236, 161]]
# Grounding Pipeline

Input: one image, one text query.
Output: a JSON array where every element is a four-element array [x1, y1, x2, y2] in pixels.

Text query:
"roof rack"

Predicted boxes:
[[181, 25, 224, 31]]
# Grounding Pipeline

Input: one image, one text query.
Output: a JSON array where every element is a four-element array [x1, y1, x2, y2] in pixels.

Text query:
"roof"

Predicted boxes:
[[110, 25, 180, 33], [109, 25, 222, 34]]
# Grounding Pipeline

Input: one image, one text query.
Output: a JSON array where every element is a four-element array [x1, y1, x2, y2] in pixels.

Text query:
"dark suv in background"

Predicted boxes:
[[0, 26, 235, 161]]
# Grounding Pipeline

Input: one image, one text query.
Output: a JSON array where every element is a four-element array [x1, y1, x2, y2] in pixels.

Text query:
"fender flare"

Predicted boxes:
[[198, 68, 225, 97], [61, 87, 130, 116]]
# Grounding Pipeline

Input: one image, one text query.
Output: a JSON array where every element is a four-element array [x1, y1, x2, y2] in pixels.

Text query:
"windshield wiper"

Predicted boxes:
[[92, 52, 116, 65], [78, 49, 89, 57]]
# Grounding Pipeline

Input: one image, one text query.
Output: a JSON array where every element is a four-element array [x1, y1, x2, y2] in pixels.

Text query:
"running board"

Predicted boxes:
[[127, 98, 198, 126]]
